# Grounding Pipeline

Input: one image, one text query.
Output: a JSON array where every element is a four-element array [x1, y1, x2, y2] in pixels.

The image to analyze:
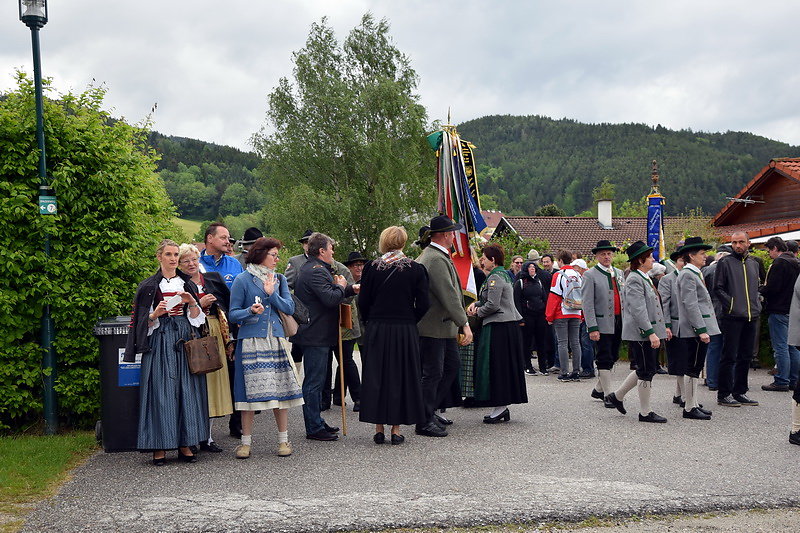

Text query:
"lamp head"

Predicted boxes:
[[19, 0, 48, 29]]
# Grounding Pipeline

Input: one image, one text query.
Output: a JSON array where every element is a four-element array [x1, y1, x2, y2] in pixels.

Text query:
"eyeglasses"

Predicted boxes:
[[513, 261, 523, 265], [266, 252, 280, 259]]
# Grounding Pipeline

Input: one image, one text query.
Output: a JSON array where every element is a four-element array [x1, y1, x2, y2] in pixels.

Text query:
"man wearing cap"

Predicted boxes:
[[285, 229, 314, 291], [416, 215, 473, 437], [234, 227, 263, 268], [713, 231, 761, 407], [200, 222, 243, 288], [582, 241, 625, 404]]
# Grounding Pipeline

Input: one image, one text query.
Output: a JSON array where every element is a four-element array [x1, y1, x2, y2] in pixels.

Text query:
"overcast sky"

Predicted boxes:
[[2, 1, 799, 151]]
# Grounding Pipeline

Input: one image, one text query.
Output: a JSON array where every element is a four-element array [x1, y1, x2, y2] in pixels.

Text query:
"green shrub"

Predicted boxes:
[[0, 73, 180, 431]]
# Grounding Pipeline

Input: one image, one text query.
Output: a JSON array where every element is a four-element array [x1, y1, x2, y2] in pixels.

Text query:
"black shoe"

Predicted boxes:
[[603, 397, 616, 409], [152, 455, 166, 466], [391, 434, 405, 445], [761, 382, 790, 392], [568, 372, 581, 382], [697, 405, 712, 416], [638, 411, 667, 423], [591, 389, 604, 400], [682, 407, 711, 420], [605, 392, 626, 414], [434, 413, 453, 426], [353, 400, 360, 412], [539, 370, 549, 375], [733, 394, 759, 406], [525, 368, 538, 375], [415, 423, 448, 437], [178, 451, 198, 463], [655, 366, 668, 375], [579, 370, 595, 378], [790, 432, 800, 446], [324, 423, 340, 433], [332, 399, 343, 407], [306, 430, 338, 441], [373, 432, 385, 444], [432, 416, 446, 429], [189, 445, 199, 455], [483, 408, 510, 424], [717, 395, 741, 407], [672, 395, 683, 405], [200, 442, 222, 453], [557, 373, 573, 382]]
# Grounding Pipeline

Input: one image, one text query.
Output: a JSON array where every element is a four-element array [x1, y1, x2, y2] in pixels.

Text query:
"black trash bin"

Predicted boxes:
[[94, 316, 140, 452]]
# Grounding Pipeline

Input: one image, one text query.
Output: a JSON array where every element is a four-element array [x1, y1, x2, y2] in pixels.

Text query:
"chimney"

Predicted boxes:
[[598, 199, 613, 229]]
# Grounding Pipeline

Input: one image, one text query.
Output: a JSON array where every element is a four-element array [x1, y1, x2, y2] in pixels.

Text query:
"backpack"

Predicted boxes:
[[560, 272, 583, 310]]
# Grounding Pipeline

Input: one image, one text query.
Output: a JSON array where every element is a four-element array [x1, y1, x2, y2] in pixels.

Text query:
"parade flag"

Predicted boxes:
[[428, 127, 487, 298], [647, 193, 666, 261]]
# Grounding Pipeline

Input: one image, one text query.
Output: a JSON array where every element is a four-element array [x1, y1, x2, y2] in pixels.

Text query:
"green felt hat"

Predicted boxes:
[[625, 240, 654, 262], [676, 236, 713, 256]]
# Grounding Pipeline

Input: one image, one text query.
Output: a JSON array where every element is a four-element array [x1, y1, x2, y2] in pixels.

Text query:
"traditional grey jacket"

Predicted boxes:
[[788, 274, 800, 347], [658, 270, 680, 330], [476, 270, 522, 325], [675, 264, 721, 337], [284, 253, 308, 291], [416, 244, 468, 338], [622, 269, 667, 341], [582, 265, 625, 334]]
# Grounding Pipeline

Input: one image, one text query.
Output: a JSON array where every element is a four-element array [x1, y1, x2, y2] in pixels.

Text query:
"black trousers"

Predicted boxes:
[[718, 317, 757, 399], [629, 340, 658, 381], [594, 316, 622, 371], [418, 337, 461, 427], [794, 377, 800, 404], [677, 336, 707, 378], [333, 339, 362, 403]]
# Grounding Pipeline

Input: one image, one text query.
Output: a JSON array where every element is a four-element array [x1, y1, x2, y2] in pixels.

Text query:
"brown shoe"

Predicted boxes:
[[235, 444, 251, 459], [276, 442, 292, 457]]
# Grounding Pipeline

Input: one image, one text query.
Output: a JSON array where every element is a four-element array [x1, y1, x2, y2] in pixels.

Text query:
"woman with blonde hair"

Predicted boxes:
[[178, 243, 234, 452], [358, 226, 430, 444], [124, 239, 208, 465]]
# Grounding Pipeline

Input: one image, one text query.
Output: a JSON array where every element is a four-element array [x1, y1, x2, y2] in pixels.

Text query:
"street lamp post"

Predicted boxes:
[[19, 0, 57, 435]]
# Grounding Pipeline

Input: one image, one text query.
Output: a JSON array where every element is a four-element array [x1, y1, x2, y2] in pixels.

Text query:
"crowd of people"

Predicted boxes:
[[123, 218, 800, 465]]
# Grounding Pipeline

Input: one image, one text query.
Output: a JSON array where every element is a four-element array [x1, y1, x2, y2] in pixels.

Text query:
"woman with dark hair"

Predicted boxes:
[[124, 239, 208, 465], [675, 237, 717, 420], [514, 260, 550, 375], [358, 226, 430, 444], [229, 237, 303, 458], [605, 241, 668, 423], [467, 243, 528, 423]]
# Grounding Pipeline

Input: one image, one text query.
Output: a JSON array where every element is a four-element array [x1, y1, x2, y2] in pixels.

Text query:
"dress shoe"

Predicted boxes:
[[672, 395, 683, 405], [733, 394, 759, 406], [682, 407, 711, 420], [638, 411, 667, 423], [189, 445, 199, 454], [483, 408, 511, 424], [152, 454, 166, 466], [790, 431, 800, 446], [353, 400, 361, 412], [696, 405, 712, 416], [591, 389, 604, 400], [200, 441, 223, 453], [306, 429, 338, 441], [415, 423, 448, 437], [717, 395, 741, 407], [605, 392, 626, 414], [276, 442, 292, 457], [391, 434, 405, 445], [324, 423, 340, 433], [373, 432, 385, 444], [761, 382, 790, 392], [178, 451, 198, 463], [235, 444, 251, 459], [603, 397, 615, 409], [434, 413, 453, 425], [432, 416, 446, 429]]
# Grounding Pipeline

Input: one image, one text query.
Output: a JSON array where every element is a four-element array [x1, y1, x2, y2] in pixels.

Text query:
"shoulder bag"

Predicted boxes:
[[177, 322, 223, 375]]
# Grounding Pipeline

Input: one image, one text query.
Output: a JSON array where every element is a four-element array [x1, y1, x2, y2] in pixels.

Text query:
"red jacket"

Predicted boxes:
[[545, 266, 583, 322]]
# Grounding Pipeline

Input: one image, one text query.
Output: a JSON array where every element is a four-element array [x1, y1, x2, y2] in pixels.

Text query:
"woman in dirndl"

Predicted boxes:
[[178, 243, 234, 452], [123, 239, 209, 465], [229, 237, 303, 459]]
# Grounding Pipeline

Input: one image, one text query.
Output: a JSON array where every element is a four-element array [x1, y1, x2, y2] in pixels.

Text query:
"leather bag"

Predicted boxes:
[[178, 323, 223, 375], [279, 311, 300, 337]]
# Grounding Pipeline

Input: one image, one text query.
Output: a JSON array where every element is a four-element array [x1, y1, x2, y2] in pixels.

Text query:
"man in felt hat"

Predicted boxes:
[[582, 240, 625, 403], [713, 232, 761, 407], [416, 215, 473, 437], [234, 227, 263, 268], [333, 251, 369, 412], [527, 249, 542, 262], [284, 229, 314, 291]]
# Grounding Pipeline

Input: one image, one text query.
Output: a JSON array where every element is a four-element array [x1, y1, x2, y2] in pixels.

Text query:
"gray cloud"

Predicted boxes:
[[2, 0, 799, 151]]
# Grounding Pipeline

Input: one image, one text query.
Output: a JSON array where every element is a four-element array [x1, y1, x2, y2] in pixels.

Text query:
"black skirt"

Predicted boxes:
[[476, 321, 529, 406], [358, 320, 426, 426]]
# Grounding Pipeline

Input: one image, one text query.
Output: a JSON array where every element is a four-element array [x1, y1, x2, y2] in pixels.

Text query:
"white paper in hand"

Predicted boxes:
[[164, 294, 183, 310], [255, 296, 262, 305]]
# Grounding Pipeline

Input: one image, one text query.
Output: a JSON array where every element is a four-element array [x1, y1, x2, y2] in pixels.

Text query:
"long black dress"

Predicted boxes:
[[357, 256, 430, 425]]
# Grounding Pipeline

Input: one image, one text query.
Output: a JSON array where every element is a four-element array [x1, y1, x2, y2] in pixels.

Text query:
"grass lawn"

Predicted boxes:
[[173, 217, 202, 241], [0, 432, 98, 532]]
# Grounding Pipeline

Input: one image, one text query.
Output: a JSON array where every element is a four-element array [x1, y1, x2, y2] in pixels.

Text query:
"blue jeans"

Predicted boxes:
[[580, 322, 595, 373], [300, 345, 329, 435], [705, 334, 722, 388], [768, 313, 800, 387]]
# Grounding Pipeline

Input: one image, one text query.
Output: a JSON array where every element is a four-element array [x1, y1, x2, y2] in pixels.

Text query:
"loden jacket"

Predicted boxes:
[[621, 268, 667, 341], [582, 264, 625, 334], [416, 244, 468, 338], [675, 264, 720, 337]]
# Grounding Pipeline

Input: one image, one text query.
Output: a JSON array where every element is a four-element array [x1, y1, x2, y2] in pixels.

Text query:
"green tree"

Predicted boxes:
[[252, 14, 434, 255], [534, 203, 566, 216], [0, 73, 181, 430]]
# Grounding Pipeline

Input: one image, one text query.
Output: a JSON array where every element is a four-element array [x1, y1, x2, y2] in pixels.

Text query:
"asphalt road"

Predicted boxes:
[[22, 365, 800, 532]]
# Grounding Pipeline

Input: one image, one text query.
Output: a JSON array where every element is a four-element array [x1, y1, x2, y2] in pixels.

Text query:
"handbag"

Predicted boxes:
[[291, 293, 309, 324], [279, 310, 300, 337], [177, 322, 223, 375]]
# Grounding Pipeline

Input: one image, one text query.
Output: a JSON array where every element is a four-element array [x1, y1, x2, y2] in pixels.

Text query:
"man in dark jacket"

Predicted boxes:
[[514, 260, 551, 374], [760, 236, 800, 391], [293, 232, 356, 441], [713, 232, 762, 407]]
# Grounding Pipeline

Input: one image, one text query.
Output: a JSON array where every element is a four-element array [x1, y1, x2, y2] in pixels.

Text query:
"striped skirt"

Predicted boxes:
[[233, 333, 304, 411], [137, 316, 209, 451]]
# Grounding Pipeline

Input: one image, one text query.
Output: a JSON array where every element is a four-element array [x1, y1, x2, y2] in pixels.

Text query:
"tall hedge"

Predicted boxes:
[[0, 73, 180, 430]]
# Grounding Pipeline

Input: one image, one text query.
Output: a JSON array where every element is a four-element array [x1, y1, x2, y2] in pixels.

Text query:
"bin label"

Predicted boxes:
[[118, 348, 141, 387]]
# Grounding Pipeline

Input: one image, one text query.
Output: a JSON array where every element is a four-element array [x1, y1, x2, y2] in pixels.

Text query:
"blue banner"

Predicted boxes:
[[647, 195, 663, 261]]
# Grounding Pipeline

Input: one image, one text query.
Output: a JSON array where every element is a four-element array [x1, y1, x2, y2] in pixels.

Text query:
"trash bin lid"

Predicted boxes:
[[93, 316, 131, 336]]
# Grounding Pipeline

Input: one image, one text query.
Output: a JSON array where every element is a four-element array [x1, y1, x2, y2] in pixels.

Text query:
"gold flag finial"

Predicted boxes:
[[650, 159, 660, 195]]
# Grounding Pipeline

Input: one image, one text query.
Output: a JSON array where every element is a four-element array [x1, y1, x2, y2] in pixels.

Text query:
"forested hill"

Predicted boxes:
[[457, 115, 800, 216]]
